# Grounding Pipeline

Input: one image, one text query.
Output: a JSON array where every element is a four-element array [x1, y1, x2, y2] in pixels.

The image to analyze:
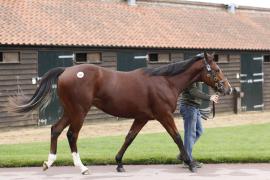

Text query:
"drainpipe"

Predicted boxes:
[[226, 3, 238, 14], [128, 0, 136, 6]]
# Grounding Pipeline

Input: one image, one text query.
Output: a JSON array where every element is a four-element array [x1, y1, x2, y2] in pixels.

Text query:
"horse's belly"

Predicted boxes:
[[93, 98, 154, 120]]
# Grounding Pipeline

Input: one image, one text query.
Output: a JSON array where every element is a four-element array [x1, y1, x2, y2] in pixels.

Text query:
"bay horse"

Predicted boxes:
[[8, 52, 232, 174]]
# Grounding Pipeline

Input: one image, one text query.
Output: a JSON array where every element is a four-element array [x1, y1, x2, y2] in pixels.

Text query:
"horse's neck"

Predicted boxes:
[[168, 61, 203, 94]]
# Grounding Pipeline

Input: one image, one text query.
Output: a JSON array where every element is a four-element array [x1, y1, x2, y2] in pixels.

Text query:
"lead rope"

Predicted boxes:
[[212, 101, 215, 119], [212, 91, 218, 119]]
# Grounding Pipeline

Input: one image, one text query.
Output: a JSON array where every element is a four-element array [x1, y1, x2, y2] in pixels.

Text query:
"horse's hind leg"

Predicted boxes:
[[43, 112, 70, 171], [115, 119, 147, 172], [66, 110, 89, 175]]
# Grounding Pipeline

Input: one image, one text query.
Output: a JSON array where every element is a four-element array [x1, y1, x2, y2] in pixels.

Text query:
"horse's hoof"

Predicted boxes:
[[116, 166, 126, 172], [43, 162, 48, 171], [82, 169, 90, 175]]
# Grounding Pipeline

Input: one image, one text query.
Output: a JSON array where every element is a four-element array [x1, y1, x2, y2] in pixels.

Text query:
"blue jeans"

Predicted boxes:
[[180, 103, 203, 160]]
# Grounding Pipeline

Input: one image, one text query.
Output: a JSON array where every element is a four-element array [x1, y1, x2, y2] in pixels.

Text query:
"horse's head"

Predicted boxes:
[[200, 52, 232, 95]]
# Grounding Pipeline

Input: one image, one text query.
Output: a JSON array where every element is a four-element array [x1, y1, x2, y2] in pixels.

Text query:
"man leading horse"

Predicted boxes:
[[8, 52, 232, 174]]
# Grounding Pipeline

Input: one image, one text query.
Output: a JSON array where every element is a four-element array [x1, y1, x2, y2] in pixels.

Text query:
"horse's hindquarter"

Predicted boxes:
[[57, 64, 102, 111]]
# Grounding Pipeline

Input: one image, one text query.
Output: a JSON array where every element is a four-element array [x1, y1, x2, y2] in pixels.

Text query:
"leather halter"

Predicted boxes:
[[202, 57, 227, 119], [202, 58, 228, 93]]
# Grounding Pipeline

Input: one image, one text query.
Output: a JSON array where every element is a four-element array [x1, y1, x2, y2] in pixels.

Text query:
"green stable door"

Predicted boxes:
[[240, 54, 263, 111], [38, 51, 74, 125], [117, 52, 147, 71]]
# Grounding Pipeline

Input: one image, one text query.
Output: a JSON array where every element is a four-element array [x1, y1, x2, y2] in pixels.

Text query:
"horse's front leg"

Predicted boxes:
[[157, 113, 197, 172], [43, 114, 69, 171], [115, 119, 148, 172]]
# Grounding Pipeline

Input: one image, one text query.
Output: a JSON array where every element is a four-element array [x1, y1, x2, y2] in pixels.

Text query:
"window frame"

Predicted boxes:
[[0, 51, 20, 64], [75, 52, 102, 64], [213, 54, 230, 64], [148, 52, 171, 63], [264, 55, 270, 63]]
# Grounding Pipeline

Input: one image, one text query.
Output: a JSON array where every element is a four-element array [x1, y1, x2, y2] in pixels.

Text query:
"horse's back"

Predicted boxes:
[[57, 63, 147, 104]]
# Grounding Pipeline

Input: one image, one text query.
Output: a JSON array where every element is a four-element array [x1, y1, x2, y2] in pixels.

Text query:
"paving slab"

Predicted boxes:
[[0, 164, 270, 180]]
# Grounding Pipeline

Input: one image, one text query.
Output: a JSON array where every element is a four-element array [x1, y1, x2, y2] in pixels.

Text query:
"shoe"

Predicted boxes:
[[194, 161, 203, 168], [177, 154, 201, 171], [183, 162, 189, 168], [183, 160, 203, 168]]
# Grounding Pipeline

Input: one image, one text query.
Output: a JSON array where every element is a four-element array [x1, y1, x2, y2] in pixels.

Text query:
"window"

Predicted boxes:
[[264, 55, 270, 63], [75, 52, 102, 63], [76, 53, 87, 62], [0, 52, 2, 62], [149, 53, 158, 62], [213, 54, 229, 63], [213, 54, 218, 62], [87, 52, 101, 63], [0, 52, 20, 63], [148, 53, 170, 63], [158, 53, 170, 62]]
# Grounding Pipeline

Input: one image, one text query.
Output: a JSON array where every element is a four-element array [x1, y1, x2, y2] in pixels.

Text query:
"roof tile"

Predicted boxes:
[[0, 0, 270, 50]]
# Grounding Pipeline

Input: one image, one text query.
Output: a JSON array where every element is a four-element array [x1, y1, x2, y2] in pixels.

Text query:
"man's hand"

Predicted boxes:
[[210, 95, 219, 103]]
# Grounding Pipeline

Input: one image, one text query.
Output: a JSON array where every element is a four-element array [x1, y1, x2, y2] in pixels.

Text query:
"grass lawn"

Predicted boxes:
[[0, 123, 270, 167]]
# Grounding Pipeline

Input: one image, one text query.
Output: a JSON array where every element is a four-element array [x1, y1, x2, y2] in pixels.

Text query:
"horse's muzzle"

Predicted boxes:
[[218, 86, 232, 96], [224, 87, 233, 95]]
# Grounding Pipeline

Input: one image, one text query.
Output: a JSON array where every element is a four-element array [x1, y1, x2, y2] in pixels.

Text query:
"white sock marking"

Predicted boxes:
[[45, 153, 57, 167], [72, 152, 88, 174]]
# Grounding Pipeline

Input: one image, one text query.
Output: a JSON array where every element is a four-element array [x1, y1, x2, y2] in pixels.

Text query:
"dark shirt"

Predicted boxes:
[[181, 82, 211, 108]]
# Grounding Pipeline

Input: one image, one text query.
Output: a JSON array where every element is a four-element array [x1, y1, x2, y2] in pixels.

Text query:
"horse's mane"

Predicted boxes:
[[143, 54, 204, 76]]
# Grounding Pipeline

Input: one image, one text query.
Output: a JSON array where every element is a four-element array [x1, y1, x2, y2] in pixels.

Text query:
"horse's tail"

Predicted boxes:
[[7, 67, 66, 114]]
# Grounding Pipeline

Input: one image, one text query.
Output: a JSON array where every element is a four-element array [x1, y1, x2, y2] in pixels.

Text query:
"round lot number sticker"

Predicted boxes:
[[77, 72, 84, 78]]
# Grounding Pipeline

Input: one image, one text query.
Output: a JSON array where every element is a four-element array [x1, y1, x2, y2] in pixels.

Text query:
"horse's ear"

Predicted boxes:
[[210, 52, 216, 63], [204, 51, 209, 62]]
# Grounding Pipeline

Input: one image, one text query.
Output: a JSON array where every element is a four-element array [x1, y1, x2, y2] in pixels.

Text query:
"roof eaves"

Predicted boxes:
[[1, 43, 270, 51]]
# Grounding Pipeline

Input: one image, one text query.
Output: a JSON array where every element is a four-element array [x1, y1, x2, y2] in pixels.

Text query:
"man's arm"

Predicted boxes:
[[188, 83, 219, 103], [188, 83, 211, 101]]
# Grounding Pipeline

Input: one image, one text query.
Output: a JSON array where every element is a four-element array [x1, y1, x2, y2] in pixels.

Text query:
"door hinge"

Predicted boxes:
[[253, 79, 264, 83], [58, 54, 75, 60], [240, 74, 247, 77], [240, 80, 247, 83], [134, 55, 148, 60], [254, 104, 264, 108], [240, 79, 253, 83], [253, 57, 263, 61], [253, 73, 264, 76]]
